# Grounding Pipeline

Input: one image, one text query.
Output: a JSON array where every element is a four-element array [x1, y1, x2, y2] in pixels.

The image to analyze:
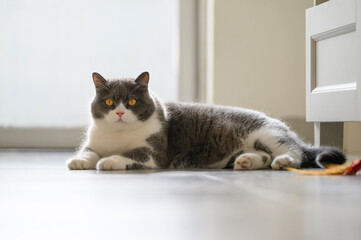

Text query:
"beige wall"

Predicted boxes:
[[344, 123, 361, 155], [213, 0, 361, 155]]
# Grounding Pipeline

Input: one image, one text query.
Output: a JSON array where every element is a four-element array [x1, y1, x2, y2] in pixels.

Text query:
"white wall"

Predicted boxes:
[[0, 0, 179, 128]]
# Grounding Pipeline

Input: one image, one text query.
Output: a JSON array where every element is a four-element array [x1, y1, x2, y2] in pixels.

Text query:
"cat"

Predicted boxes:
[[67, 72, 346, 171]]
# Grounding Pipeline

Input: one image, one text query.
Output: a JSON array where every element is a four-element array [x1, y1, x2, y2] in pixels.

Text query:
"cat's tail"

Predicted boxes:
[[300, 145, 346, 168]]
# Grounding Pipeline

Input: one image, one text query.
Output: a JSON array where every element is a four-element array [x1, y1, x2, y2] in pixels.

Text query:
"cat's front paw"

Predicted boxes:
[[97, 156, 127, 170], [67, 158, 94, 170]]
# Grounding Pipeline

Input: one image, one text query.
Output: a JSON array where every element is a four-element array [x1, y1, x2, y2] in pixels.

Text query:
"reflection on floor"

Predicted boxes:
[[0, 150, 360, 240]]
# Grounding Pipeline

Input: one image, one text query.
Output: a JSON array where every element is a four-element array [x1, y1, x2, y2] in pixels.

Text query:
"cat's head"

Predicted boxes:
[[90, 72, 156, 130]]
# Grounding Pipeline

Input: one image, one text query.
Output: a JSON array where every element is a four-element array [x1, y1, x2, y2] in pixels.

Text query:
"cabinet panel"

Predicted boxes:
[[306, 0, 360, 122], [316, 31, 357, 87]]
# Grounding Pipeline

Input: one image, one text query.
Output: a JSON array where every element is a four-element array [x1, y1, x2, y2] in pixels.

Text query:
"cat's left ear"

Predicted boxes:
[[135, 72, 150, 86]]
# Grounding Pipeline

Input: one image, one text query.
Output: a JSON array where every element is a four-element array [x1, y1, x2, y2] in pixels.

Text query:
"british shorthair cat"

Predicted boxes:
[[67, 72, 346, 170]]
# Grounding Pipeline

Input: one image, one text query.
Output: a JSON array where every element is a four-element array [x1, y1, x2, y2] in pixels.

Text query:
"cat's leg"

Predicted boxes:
[[96, 147, 163, 170], [265, 134, 303, 169], [241, 126, 303, 170], [67, 149, 100, 170], [233, 151, 272, 170]]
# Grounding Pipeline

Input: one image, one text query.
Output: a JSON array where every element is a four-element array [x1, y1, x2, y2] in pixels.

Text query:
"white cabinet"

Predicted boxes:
[[306, 0, 361, 147]]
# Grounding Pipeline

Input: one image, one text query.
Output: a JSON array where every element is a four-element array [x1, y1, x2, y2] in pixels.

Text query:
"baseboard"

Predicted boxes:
[[0, 127, 85, 148]]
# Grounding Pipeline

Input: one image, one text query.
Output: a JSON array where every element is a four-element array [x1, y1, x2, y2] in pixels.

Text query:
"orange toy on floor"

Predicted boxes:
[[286, 159, 361, 176]]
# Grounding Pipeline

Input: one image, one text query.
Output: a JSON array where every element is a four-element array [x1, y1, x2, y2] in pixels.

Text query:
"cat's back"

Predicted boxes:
[[165, 102, 274, 145], [165, 102, 269, 131]]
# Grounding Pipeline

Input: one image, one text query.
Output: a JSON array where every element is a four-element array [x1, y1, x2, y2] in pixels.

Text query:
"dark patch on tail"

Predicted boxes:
[[301, 146, 346, 168]]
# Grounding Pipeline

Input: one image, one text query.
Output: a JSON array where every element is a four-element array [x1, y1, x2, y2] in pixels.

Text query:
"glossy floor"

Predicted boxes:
[[0, 150, 360, 240]]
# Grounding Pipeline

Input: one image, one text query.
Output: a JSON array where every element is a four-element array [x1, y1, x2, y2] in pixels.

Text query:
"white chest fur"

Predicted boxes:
[[87, 114, 162, 157]]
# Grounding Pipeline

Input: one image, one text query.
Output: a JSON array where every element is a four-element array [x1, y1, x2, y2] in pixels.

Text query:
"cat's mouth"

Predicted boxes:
[[116, 116, 132, 125], [116, 118, 126, 123]]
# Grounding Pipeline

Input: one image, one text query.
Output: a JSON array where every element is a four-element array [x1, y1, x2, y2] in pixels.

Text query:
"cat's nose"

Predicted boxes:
[[116, 112, 124, 117]]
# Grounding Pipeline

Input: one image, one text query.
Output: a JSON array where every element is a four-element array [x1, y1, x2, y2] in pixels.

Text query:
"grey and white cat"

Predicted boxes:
[[67, 72, 346, 171]]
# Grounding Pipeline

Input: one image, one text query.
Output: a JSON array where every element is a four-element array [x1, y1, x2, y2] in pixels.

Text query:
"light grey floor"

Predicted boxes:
[[0, 150, 361, 240]]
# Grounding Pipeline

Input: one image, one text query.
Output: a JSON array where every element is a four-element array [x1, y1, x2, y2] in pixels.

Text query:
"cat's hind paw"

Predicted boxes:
[[271, 155, 292, 170], [67, 158, 94, 170], [234, 153, 271, 170], [234, 154, 254, 170]]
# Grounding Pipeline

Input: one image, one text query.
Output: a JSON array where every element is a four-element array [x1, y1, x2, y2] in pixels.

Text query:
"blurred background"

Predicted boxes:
[[0, 0, 360, 155]]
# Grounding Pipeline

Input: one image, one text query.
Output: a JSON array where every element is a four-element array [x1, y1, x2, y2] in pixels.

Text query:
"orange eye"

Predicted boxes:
[[128, 99, 136, 106], [105, 99, 113, 106]]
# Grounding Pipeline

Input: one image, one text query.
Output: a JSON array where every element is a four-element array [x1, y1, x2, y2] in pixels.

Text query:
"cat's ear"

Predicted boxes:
[[92, 72, 107, 90], [135, 72, 150, 86]]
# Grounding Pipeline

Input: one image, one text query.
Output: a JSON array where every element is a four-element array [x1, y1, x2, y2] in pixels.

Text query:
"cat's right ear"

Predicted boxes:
[[92, 72, 107, 90]]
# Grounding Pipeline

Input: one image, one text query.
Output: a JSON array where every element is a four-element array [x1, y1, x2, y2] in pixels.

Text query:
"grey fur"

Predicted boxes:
[[123, 147, 151, 163], [146, 132, 169, 168]]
